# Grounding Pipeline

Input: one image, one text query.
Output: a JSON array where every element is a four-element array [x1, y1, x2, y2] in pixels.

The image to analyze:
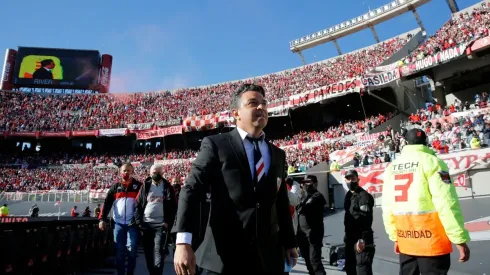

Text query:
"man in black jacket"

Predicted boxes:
[[297, 175, 327, 275], [173, 84, 297, 275], [98, 163, 142, 275], [344, 169, 375, 275], [134, 164, 177, 275]]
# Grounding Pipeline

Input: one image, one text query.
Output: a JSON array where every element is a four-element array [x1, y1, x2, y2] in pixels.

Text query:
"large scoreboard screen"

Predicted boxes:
[[13, 47, 100, 89]]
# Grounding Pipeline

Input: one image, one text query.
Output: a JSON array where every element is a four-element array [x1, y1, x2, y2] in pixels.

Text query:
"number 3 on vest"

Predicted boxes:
[[394, 173, 414, 202]]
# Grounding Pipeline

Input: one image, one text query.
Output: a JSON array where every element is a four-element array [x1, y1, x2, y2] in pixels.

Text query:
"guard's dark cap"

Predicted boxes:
[[405, 128, 427, 145], [344, 170, 358, 178], [303, 175, 318, 182]]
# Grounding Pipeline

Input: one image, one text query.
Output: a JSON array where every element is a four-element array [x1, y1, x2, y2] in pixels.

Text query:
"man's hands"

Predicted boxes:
[[356, 240, 365, 253], [456, 243, 470, 262], [174, 244, 196, 275], [286, 247, 299, 267], [394, 242, 400, 254], [98, 220, 105, 231]]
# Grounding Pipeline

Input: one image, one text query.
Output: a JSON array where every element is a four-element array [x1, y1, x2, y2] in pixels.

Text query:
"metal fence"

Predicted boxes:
[[0, 191, 91, 203]]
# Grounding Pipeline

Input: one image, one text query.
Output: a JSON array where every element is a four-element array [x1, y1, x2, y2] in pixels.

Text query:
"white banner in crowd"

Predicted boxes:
[[340, 148, 490, 194], [62, 164, 91, 170], [356, 131, 389, 147], [280, 133, 363, 150], [127, 122, 154, 131], [267, 77, 363, 112], [362, 69, 400, 88], [154, 158, 196, 165], [98, 128, 128, 137]]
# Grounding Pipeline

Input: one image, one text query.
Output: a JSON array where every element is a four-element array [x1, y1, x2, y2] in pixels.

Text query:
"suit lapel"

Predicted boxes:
[[266, 140, 278, 182], [228, 129, 253, 184]]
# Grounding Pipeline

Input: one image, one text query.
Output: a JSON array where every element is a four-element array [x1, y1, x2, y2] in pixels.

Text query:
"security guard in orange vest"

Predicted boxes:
[[382, 129, 470, 274]]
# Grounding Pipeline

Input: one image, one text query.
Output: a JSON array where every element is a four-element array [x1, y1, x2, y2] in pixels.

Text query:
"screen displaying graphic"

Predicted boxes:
[[14, 47, 100, 89]]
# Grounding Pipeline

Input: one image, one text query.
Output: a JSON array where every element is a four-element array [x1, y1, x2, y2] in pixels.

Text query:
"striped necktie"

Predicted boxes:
[[246, 136, 265, 185]]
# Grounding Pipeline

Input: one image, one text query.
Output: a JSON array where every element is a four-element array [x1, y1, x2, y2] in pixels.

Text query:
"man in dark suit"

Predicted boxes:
[[173, 84, 298, 275], [32, 59, 55, 79]]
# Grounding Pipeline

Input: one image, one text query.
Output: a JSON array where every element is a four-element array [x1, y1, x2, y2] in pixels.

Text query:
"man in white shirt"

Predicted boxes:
[[173, 84, 297, 275]]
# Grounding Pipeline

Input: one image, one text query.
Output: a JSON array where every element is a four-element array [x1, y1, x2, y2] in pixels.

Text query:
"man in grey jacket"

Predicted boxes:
[[134, 164, 177, 275]]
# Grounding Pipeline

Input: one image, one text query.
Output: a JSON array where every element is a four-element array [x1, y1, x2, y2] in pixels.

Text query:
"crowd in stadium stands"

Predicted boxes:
[[0, 149, 198, 166], [0, 162, 191, 192], [0, 33, 412, 132], [0, 112, 395, 191], [401, 2, 489, 64], [407, 93, 488, 123], [273, 113, 393, 147], [3, 104, 489, 192], [405, 106, 490, 152]]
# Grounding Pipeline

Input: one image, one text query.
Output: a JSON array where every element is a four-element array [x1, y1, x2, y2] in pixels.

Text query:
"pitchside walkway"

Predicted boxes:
[[90, 246, 348, 275]]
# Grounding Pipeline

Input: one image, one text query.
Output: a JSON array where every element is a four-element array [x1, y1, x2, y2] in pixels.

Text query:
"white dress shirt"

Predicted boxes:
[[176, 127, 271, 245]]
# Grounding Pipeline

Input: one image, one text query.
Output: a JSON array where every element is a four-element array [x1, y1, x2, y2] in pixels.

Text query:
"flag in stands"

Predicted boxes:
[[54, 201, 61, 206]]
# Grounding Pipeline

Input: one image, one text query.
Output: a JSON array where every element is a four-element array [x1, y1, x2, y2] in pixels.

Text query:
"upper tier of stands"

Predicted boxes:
[[4, 0, 489, 133], [0, 29, 419, 132], [400, 1, 489, 64]]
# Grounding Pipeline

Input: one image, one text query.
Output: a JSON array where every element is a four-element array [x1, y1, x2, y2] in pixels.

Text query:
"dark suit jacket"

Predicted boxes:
[[175, 128, 296, 273], [32, 68, 53, 79]]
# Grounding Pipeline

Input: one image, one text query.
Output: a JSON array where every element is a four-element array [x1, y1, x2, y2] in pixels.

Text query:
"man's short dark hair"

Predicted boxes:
[[40, 59, 54, 67], [230, 83, 266, 110], [121, 162, 134, 170]]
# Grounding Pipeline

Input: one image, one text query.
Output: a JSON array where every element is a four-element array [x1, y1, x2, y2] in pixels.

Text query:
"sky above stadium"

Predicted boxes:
[[1, 0, 482, 93]]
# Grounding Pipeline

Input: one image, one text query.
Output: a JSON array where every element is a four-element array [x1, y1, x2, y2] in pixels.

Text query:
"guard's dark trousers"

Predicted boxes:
[[345, 240, 375, 275], [399, 253, 450, 275], [297, 230, 326, 275], [142, 227, 167, 275]]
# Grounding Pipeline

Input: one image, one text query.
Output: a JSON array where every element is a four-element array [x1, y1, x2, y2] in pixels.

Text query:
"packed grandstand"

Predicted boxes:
[[1, 1, 490, 197]]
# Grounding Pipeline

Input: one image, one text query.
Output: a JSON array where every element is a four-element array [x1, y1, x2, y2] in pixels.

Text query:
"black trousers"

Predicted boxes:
[[345, 240, 375, 275], [399, 253, 450, 275], [141, 227, 167, 275], [297, 229, 326, 275], [205, 271, 288, 275]]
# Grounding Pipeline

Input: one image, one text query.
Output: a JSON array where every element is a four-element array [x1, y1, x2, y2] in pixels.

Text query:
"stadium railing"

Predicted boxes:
[[0, 190, 91, 204], [0, 217, 114, 274]]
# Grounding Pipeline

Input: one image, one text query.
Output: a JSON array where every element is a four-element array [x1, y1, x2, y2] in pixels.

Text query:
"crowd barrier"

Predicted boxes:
[[0, 217, 114, 275], [0, 189, 109, 203]]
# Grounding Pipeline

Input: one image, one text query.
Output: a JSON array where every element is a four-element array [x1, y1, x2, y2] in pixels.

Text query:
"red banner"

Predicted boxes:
[[71, 130, 98, 137], [467, 35, 490, 54], [40, 131, 70, 138], [1, 49, 17, 91], [99, 54, 112, 93], [340, 148, 490, 195], [136, 125, 183, 140], [9, 131, 38, 137], [399, 43, 468, 77]]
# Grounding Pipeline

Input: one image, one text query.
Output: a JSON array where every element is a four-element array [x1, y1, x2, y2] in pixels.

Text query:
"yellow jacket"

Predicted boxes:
[[382, 145, 470, 256], [470, 137, 481, 149], [330, 161, 340, 171], [0, 206, 9, 216]]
